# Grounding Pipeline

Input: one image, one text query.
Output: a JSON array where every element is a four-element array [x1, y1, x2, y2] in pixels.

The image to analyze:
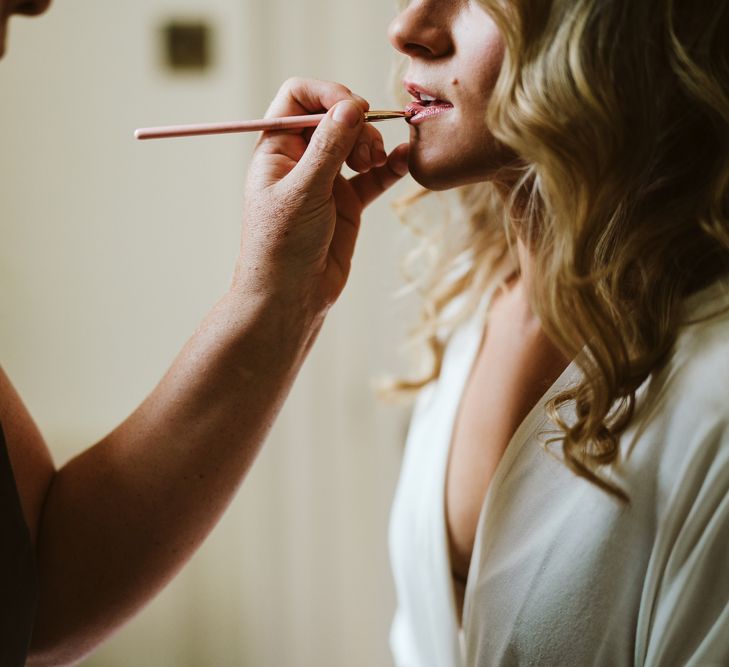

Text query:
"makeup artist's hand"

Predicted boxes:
[[8, 79, 409, 666], [237, 77, 409, 310]]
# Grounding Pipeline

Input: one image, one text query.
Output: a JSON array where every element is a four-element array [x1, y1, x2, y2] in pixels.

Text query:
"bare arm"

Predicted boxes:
[[7, 78, 409, 666], [29, 289, 319, 664]]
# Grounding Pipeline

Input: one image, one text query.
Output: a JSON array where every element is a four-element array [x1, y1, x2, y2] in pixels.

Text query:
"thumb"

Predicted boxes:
[[290, 100, 363, 196]]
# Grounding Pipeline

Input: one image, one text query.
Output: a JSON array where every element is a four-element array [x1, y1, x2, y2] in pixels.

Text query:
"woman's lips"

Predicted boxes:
[[403, 82, 454, 124], [405, 100, 455, 124]]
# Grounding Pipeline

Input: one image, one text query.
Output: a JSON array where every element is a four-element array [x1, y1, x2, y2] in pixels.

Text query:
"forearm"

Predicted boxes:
[[24, 77, 407, 665], [29, 288, 323, 665]]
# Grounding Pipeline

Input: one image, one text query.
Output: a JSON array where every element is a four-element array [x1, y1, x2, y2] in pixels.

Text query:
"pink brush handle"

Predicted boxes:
[[134, 113, 327, 140], [134, 110, 411, 140]]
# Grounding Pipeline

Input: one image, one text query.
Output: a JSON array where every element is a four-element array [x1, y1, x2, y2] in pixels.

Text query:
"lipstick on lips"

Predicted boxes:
[[404, 82, 454, 124]]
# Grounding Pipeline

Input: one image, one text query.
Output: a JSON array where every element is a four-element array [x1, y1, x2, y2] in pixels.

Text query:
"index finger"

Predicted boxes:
[[264, 77, 369, 120]]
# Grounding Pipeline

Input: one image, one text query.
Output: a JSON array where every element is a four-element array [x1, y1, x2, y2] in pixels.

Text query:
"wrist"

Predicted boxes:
[[231, 256, 332, 316], [217, 280, 328, 366]]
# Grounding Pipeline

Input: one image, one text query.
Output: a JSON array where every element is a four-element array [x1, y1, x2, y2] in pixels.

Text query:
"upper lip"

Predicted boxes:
[[404, 81, 452, 104]]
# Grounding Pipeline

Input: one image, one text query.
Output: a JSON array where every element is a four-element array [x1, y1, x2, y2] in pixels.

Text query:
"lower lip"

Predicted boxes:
[[406, 102, 454, 125]]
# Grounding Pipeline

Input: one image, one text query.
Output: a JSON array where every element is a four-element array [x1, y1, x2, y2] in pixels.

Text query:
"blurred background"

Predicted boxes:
[[0, 1, 418, 664]]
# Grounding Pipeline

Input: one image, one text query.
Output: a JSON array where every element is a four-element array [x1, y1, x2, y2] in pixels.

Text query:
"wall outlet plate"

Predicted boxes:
[[163, 21, 212, 71]]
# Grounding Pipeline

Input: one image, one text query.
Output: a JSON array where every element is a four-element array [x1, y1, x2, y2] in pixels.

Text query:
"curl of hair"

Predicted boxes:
[[395, 0, 729, 499], [387, 183, 514, 394]]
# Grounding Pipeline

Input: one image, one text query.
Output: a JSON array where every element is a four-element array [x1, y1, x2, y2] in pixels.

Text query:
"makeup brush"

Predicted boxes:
[[135, 110, 413, 141]]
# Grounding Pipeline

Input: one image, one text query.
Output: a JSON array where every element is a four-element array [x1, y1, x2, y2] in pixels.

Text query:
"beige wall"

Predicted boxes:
[[0, 1, 415, 665]]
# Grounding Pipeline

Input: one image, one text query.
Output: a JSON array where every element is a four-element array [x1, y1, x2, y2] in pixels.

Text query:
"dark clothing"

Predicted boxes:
[[0, 424, 37, 666]]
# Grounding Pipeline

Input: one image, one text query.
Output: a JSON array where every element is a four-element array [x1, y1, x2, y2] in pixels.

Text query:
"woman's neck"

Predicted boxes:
[[506, 238, 539, 327]]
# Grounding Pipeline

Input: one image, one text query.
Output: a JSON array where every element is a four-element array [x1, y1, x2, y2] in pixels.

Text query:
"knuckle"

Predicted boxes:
[[282, 76, 303, 92], [333, 81, 352, 97]]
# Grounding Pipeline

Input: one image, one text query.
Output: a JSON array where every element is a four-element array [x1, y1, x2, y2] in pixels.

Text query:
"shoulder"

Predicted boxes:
[[0, 366, 55, 545], [641, 279, 729, 426], [628, 284, 729, 494], [666, 286, 729, 416]]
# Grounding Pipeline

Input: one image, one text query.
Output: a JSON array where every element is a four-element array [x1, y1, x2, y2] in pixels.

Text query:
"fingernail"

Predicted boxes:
[[358, 142, 371, 164], [333, 101, 362, 128]]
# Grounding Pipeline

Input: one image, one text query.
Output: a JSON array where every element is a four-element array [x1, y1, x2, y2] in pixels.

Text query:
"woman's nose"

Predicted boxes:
[[388, 1, 453, 59]]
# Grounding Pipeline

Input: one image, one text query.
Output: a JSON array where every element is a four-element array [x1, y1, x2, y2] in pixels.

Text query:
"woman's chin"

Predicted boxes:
[[407, 139, 515, 192], [407, 153, 491, 191], [407, 152, 467, 191]]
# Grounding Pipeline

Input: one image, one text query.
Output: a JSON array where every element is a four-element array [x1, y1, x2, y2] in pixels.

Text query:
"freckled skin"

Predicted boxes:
[[2, 4, 414, 662], [389, 0, 515, 191]]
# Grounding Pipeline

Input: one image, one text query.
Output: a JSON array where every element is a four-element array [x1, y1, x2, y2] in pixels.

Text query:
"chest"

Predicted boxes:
[[462, 445, 649, 667], [444, 312, 569, 616]]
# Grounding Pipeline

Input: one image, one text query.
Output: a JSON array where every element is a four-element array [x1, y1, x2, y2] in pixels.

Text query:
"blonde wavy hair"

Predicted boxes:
[[394, 0, 729, 499]]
